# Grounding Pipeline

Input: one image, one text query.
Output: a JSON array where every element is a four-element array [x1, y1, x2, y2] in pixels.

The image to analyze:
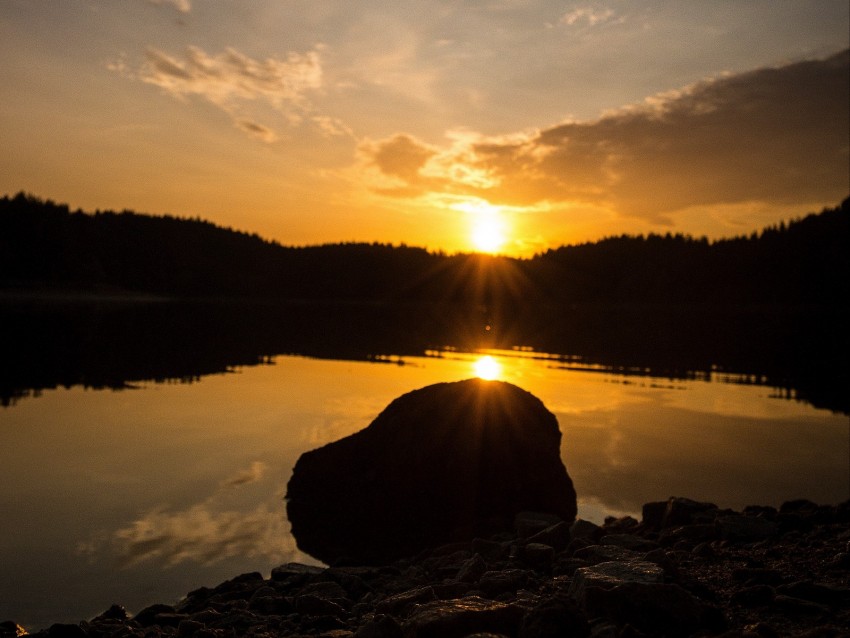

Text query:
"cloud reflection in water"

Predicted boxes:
[[80, 461, 306, 568]]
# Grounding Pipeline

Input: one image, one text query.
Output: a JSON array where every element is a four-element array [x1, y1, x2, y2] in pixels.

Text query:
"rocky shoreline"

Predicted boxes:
[[4, 497, 849, 638]]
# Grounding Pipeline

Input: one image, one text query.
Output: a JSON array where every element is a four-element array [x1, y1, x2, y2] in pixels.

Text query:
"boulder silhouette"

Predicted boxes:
[[286, 378, 577, 565]]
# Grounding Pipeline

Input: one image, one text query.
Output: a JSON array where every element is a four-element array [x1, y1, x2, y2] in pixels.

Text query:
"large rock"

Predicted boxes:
[[286, 379, 577, 565]]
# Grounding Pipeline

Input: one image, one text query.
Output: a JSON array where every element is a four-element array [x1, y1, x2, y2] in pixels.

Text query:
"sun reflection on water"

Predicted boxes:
[[473, 355, 502, 380]]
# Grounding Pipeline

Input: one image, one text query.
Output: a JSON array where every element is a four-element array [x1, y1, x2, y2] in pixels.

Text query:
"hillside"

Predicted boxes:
[[1, 192, 847, 306]]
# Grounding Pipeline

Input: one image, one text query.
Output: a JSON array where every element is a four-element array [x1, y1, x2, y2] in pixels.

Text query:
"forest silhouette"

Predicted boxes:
[[1, 192, 848, 306], [1, 193, 847, 414]]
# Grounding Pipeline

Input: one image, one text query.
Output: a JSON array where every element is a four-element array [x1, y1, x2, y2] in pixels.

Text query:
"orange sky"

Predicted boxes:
[[1, 1, 848, 256]]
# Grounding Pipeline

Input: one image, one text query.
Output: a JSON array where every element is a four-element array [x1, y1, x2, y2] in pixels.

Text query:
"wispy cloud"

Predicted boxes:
[[113, 44, 326, 142], [141, 46, 322, 108], [220, 460, 268, 488], [359, 50, 850, 227], [77, 461, 310, 568], [560, 6, 617, 27], [148, 0, 191, 14], [237, 120, 279, 143], [110, 502, 294, 567]]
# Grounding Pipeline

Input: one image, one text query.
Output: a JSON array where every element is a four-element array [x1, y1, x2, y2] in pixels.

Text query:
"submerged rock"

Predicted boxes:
[[286, 379, 577, 565]]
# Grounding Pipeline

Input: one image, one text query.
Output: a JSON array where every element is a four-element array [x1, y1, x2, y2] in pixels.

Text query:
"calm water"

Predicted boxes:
[[1, 344, 847, 629]]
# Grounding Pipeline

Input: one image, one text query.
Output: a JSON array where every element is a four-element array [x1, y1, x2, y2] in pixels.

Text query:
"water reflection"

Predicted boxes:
[[473, 354, 502, 380], [74, 461, 300, 569], [0, 352, 846, 629], [1, 299, 847, 413]]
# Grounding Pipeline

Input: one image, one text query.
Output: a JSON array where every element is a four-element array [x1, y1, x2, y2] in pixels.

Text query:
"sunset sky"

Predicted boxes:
[[1, 1, 848, 256]]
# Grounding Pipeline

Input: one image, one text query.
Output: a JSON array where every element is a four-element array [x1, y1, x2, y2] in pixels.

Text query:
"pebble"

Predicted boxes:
[[6, 497, 848, 638]]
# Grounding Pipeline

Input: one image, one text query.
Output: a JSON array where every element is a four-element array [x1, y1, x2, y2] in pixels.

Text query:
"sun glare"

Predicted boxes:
[[472, 217, 505, 253], [451, 199, 508, 254], [473, 355, 502, 381]]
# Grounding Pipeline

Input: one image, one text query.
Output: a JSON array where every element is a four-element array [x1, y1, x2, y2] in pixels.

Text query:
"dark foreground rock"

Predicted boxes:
[[9, 497, 849, 638], [286, 379, 578, 565]]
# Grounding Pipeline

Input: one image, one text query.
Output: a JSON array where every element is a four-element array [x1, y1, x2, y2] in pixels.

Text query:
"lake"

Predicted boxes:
[[0, 299, 847, 629]]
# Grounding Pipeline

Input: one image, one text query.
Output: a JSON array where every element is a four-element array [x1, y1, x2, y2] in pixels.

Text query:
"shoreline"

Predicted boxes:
[[5, 497, 848, 638]]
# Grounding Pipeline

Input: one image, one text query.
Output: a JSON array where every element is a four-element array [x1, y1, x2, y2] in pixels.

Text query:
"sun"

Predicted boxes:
[[473, 355, 502, 381], [472, 217, 506, 253], [452, 199, 508, 254]]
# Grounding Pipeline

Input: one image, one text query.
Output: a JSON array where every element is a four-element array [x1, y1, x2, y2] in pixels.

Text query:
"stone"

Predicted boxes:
[[572, 544, 640, 565], [132, 604, 176, 627], [271, 562, 325, 581], [295, 594, 348, 617], [779, 499, 819, 514], [581, 582, 724, 636], [457, 554, 488, 583], [519, 543, 555, 570], [249, 594, 293, 615], [568, 560, 664, 603], [478, 569, 533, 597], [177, 619, 205, 637], [375, 586, 437, 616], [287, 380, 577, 564], [642, 548, 679, 580], [401, 596, 523, 638], [526, 522, 572, 552], [151, 613, 189, 628], [729, 585, 776, 608], [515, 512, 564, 539], [776, 581, 850, 608], [326, 569, 374, 600], [93, 606, 128, 622], [301, 580, 351, 602], [601, 516, 639, 533], [472, 538, 509, 561], [569, 519, 602, 543], [518, 596, 590, 638], [771, 595, 830, 616], [641, 501, 668, 530], [433, 581, 473, 599], [715, 514, 778, 541], [731, 568, 784, 587], [659, 522, 718, 545], [657, 497, 719, 528], [599, 534, 658, 552], [46, 625, 88, 638], [301, 614, 347, 633], [354, 615, 403, 638]]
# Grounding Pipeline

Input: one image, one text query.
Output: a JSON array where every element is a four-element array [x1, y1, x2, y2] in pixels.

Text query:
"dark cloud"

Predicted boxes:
[[237, 120, 278, 143], [368, 134, 437, 182], [365, 50, 849, 224]]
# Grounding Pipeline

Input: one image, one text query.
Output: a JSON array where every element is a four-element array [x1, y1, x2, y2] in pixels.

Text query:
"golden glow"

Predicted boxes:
[[472, 216, 506, 253], [473, 355, 502, 380], [451, 199, 509, 254]]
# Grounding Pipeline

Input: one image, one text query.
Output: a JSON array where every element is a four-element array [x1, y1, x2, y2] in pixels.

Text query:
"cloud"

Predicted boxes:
[[560, 7, 617, 27], [237, 120, 279, 143], [77, 461, 311, 568], [114, 44, 326, 142], [148, 0, 190, 14], [220, 460, 268, 488], [368, 134, 437, 181], [110, 502, 295, 567], [361, 49, 850, 227], [141, 46, 322, 108]]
